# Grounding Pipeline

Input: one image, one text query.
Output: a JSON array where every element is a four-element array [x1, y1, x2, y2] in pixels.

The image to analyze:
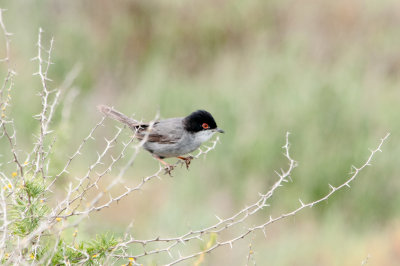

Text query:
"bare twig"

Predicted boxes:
[[31, 28, 57, 178], [164, 133, 390, 265]]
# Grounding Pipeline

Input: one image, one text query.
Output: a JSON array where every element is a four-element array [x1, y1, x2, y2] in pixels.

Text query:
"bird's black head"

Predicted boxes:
[[183, 110, 218, 133]]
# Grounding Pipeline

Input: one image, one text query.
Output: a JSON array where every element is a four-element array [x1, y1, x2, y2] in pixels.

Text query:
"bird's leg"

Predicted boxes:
[[177, 156, 194, 169], [153, 155, 174, 176]]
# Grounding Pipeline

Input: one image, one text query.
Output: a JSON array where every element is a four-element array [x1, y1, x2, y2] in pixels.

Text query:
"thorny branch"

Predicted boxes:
[[109, 133, 389, 266], [31, 28, 58, 178]]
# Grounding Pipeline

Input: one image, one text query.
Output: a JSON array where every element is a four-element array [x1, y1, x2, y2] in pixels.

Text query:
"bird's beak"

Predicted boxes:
[[215, 128, 225, 133]]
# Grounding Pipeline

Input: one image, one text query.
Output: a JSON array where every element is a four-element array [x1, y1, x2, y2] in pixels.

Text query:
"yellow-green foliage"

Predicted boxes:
[[10, 175, 48, 237]]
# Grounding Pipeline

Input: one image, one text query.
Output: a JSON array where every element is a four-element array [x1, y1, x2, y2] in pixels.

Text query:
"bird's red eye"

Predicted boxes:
[[202, 123, 209, 129]]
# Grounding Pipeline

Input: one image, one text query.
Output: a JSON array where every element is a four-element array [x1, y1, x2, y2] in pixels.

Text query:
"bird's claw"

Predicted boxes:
[[164, 164, 175, 176], [184, 156, 193, 169], [178, 156, 194, 169]]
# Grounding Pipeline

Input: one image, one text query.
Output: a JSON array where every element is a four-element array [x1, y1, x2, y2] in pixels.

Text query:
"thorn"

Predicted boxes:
[[262, 227, 267, 238], [167, 250, 173, 258], [299, 199, 304, 206]]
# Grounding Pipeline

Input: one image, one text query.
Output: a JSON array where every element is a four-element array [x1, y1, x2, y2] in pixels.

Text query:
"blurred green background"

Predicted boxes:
[[1, 0, 400, 265]]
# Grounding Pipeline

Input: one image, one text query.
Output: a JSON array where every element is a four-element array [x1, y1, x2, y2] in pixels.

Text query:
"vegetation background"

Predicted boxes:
[[1, 0, 399, 265]]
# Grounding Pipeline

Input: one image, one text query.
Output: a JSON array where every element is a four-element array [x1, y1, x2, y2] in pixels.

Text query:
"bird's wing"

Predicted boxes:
[[136, 118, 184, 144]]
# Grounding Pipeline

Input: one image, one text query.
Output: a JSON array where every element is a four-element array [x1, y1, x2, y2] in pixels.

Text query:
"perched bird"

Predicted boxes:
[[98, 105, 224, 174]]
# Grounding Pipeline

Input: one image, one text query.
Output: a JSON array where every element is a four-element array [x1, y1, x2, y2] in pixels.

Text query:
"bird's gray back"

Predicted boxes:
[[138, 117, 184, 144]]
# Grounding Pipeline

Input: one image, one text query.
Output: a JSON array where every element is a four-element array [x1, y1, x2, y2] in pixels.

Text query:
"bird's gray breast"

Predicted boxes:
[[143, 132, 202, 158]]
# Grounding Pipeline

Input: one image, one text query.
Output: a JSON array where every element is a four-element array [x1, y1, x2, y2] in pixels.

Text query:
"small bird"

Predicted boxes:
[[98, 105, 224, 174]]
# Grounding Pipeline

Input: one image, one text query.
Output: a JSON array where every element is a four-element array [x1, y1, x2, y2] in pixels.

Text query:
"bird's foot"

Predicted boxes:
[[177, 156, 194, 169], [164, 164, 175, 176], [153, 155, 175, 176]]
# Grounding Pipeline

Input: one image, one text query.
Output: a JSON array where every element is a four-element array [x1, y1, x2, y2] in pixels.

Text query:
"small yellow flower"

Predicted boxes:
[[4, 253, 9, 259], [92, 254, 98, 258], [55, 217, 62, 222], [129, 258, 135, 262], [3, 186, 7, 190], [40, 199, 44, 203], [8, 183, 12, 189], [1, 113, 5, 118], [24, 161, 28, 165], [30, 253, 35, 260], [11, 172, 17, 177]]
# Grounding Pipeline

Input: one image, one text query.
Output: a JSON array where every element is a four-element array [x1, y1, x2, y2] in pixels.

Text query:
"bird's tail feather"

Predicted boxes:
[[97, 105, 140, 127]]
